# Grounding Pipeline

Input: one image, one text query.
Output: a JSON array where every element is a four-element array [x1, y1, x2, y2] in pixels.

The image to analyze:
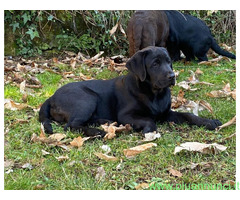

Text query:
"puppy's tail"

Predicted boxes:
[[211, 38, 236, 59], [39, 98, 53, 134]]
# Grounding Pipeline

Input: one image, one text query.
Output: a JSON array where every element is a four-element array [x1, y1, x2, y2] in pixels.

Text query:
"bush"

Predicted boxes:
[[4, 10, 235, 57]]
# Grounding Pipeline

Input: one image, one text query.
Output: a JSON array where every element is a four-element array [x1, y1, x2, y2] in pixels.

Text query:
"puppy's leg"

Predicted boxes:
[[165, 110, 222, 130], [64, 101, 106, 137], [194, 39, 211, 61], [118, 115, 157, 134], [65, 117, 106, 137]]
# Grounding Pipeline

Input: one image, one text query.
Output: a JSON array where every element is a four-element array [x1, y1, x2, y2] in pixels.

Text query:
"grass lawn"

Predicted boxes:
[[4, 56, 236, 190]]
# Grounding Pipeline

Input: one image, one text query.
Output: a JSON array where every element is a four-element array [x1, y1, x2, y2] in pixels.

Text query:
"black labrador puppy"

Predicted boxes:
[[39, 46, 222, 137], [165, 10, 236, 61]]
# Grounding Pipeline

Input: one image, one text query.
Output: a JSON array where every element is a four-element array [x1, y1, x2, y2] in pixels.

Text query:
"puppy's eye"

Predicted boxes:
[[153, 60, 160, 67], [166, 57, 171, 63]]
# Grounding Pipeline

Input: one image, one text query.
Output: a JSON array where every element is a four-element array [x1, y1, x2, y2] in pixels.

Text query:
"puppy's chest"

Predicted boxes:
[[140, 93, 170, 116]]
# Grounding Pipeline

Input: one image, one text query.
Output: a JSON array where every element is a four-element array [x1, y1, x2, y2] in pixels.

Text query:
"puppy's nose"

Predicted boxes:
[[167, 72, 175, 80]]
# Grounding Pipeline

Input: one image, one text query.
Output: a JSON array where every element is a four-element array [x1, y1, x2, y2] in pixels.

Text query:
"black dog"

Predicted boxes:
[[165, 10, 236, 61], [39, 47, 221, 137]]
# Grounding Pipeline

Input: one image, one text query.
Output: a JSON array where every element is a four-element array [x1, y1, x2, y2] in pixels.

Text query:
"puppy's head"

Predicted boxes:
[[126, 46, 175, 89]]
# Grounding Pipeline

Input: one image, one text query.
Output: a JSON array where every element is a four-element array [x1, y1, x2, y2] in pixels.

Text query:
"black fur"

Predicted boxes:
[[165, 10, 236, 61]]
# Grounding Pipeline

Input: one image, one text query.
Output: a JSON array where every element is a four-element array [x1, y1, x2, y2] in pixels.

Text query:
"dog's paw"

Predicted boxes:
[[206, 119, 222, 130], [84, 128, 106, 138]]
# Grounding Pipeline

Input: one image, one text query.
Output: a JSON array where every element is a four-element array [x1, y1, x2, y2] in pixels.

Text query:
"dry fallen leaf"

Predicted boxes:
[[224, 180, 235, 186], [40, 123, 46, 138], [4, 99, 29, 111], [198, 56, 231, 66], [119, 24, 126, 37], [110, 23, 119, 36], [55, 155, 69, 162], [207, 83, 235, 100], [195, 68, 203, 75], [4, 160, 15, 170], [181, 100, 213, 116], [199, 100, 214, 115], [123, 143, 157, 158], [70, 136, 90, 148], [22, 163, 33, 170], [135, 183, 150, 190], [101, 145, 111, 153], [142, 132, 161, 142], [48, 133, 66, 141], [104, 126, 116, 140], [177, 70, 213, 90], [174, 142, 227, 154], [180, 162, 214, 171], [95, 152, 118, 161], [222, 133, 236, 141], [95, 167, 106, 181], [19, 80, 26, 93], [31, 124, 68, 146], [216, 116, 236, 131], [101, 122, 132, 140], [41, 149, 51, 156], [70, 58, 77, 68], [169, 169, 183, 177]]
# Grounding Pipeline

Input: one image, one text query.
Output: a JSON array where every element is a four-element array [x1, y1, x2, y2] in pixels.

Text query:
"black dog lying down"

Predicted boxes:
[[39, 47, 222, 137]]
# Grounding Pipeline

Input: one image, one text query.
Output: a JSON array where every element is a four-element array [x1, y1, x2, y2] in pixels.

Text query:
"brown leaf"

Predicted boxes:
[[231, 89, 236, 100], [19, 80, 26, 93], [70, 136, 90, 148], [222, 133, 236, 141], [79, 73, 93, 81], [119, 24, 126, 37], [177, 81, 191, 90], [17, 63, 26, 71], [123, 143, 157, 158], [4, 99, 28, 111], [70, 58, 77, 68], [90, 51, 104, 61], [180, 162, 214, 171], [110, 23, 119, 36], [207, 83, 235, 100], [104, 126, 116, 140], [142, 132, 161, 142], [171, 89, 187, 109], [55, 155, 69, 162], [169, 169, 182, 177], [4, 160, 15, 170], [135, 183, 150, 190], [40, 123, 46, 138], [195, 68, 203, 75], [48, 133, 66, 141], [101, 122, 132, 140], [224, 180, 235, 186], [21, 163, 33, 170], [95, 167, 106, 181], [174, 142, 227, 154], [41, 149, 51, 156], [216, 116, 236, 131], [95, 152, 118, 161], [52, 57, 58, 63], [199, 100, 214, 115]]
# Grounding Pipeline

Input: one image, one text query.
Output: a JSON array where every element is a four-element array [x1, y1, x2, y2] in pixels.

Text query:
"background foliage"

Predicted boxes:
[[4, 10, 236, 57]]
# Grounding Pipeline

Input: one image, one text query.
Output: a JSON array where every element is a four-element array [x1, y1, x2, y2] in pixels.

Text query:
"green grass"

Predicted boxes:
[[4, 59, 236, 190]]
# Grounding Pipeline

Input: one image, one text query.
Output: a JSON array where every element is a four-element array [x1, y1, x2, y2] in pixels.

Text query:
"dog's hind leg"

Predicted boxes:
[[64, 100, 106, 137]]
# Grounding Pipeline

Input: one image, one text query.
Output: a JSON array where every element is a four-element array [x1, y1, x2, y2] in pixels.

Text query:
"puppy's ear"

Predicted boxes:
[[126, 50, 148, 81]]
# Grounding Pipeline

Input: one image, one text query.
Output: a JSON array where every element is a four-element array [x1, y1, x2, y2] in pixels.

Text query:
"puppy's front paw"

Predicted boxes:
[[84, 128, 106, 138], [206, 119, 222, 130]]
